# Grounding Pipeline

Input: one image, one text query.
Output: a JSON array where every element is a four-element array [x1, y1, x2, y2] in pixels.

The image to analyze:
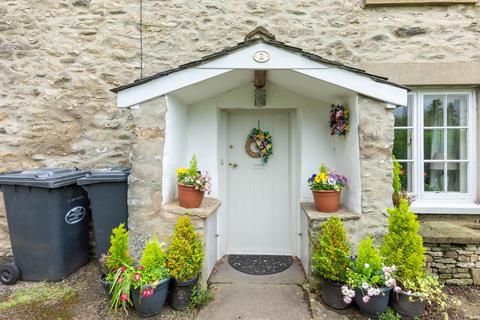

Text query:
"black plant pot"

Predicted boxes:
[[354, 287, 392, 319], [169, 276, 198, 311], [390, 290, 427, 320], [320, 277, 350, 310], [132, 278, 170, 318], [99, 272, 111, 297]]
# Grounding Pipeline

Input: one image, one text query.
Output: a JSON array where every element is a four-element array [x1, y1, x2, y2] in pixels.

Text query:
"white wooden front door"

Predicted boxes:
[[227, 111, 291, 255]]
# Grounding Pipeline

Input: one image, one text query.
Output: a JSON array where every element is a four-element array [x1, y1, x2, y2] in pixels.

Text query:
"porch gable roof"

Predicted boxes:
[[112, 31, 409, 108]]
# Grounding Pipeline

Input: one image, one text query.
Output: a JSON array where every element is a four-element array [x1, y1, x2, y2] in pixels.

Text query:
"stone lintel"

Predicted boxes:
[[300, 202, 361, 223], [162, 197, 221, 220], [420, 221, 480, 244]]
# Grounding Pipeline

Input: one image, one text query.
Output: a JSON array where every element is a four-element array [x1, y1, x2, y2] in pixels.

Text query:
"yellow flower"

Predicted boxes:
[[176, 168, 188, 176], [314, 176, 321, 183], [319, 172, 327, 183]]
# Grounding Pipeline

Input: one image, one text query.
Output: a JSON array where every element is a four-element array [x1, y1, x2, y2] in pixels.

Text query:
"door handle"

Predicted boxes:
[[229, 162, 238, 168]]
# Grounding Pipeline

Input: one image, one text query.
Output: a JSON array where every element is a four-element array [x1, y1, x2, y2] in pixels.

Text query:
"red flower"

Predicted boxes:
[[117, 277, 123, 283], [142, 288, 154, 298], [120, 293, 128, 302], [120, 266, 126, 273], [138, 265, 145, 270], [133, 273, 141, 281]]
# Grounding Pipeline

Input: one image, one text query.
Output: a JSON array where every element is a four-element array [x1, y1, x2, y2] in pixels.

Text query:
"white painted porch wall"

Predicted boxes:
[[163, 83, 361, 212], [163, 95, 188, 203]]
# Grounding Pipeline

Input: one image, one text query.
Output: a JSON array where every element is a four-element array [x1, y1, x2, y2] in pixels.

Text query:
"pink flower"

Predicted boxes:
[[138, 265, 145, 270], [142, 288, 154, 298], [385, 278, 396, 288], [343, 296, 352, 304], [120, 293, 128, 302], [120, 266, 126, 273], [394, 286, 402, 293], [133, 273, 141, 281], [117, 277, 123, 283], [362, 295, 371, 304]]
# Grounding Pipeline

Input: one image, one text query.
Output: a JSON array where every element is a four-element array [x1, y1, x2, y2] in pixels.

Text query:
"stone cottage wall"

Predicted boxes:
[[1, 0, 479, 255], [425, 243, 480, 286]]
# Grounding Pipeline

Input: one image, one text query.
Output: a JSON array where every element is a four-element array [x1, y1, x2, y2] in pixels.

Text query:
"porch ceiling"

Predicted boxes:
[[169, 69, 355, 105]]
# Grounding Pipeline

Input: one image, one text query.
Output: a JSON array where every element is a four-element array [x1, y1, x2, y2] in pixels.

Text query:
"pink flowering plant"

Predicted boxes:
[[330, 104, 350, 136], [176, 155, 212, 193], [308, 164, 347, 192], [342, 236, 397, 305]]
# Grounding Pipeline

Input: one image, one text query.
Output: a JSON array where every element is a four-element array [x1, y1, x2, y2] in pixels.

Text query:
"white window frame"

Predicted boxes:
[[411, 90, 477, 203]]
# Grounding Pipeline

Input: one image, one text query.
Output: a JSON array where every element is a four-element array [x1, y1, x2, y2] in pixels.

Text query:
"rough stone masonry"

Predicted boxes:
[[1, 0, 479, 256]]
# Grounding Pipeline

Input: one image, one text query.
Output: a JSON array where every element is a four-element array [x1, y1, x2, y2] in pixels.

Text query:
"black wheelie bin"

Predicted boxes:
[[0, 168, 90, 285], [77, 167, 130, 259]]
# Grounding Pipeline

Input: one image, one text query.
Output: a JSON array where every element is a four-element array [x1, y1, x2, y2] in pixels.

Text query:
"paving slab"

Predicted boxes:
[[197, 256, 311, 320], [208, 256, 307, 285]]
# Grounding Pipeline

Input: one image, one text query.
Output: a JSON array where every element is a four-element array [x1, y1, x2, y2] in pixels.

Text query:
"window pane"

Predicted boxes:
[[394, 95, 413, 127], [424, 129, 444, 160], [424, 162, 445, 192], [424, 95, 444, 127], [393, 129, 412, 160], [447, 162, 467, 192], [447, 129, 468, 160], [447, 94, 468, 126], [397, 161, 412, 192]]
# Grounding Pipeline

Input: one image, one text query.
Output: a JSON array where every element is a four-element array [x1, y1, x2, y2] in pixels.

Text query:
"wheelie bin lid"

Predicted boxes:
[[0, 168, 88, 188], [77, 167, 130, 185]]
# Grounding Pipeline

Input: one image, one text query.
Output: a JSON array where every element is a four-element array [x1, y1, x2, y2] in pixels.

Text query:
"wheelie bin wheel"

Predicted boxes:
[[0, 262, 21, 285]]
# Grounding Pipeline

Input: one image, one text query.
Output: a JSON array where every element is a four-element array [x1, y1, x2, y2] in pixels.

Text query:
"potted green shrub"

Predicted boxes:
[[166, 216, 204, 310], [392, 157, 402, 208], [312, 217, 352, 309], [103, 225, 170, 317], [307, 164, 347, 212], [381, 199, 447, 319], [176, 155, 211, 208], [345, 236, 395, 318]]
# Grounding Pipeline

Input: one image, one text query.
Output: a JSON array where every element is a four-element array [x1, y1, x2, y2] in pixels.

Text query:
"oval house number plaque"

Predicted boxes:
[[253, 51, 270, 63]]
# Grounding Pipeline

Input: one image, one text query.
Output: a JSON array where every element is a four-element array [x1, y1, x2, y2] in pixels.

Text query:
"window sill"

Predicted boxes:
[[411, 200, 480, 214]]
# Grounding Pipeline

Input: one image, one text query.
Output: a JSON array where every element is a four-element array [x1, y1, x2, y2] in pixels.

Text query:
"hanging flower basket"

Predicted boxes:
[[330, 104, 349, 136]]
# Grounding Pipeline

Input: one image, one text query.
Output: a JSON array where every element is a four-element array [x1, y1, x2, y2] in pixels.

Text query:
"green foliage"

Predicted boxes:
[[347, 235, 385, 287], [392, 157, 401, 194], [167, 216, 204, 281], [138, 238, 169, 286], [188, 285, 214, 310], [312, 217, 352, 282], [188, 155, 199, 177], [381, 199, 425, 283], [402, 274, 449, 309], [107, 264, 136, 313], [105, 224, 133, 271], [379, 308, 401, 320]]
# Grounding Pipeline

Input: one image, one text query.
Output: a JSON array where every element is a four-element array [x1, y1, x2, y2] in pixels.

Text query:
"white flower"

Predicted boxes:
[[393, 286, 402, 293], [391, 265, 397, 272], [364, 263, 370, 268], [348, 290, 355, 298], [362, 295, 371, 304], [343, 296, 352, 304], [385, 278, 396, 288], [367, 288, 375, 296], [361, 282, 369, 290]]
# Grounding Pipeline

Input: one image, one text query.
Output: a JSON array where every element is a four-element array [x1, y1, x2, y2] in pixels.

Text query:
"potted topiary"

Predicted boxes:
[[344, 236, 396, 318], [166, 216, 204, 310], [381, 199, 447, 319], [176, 155, 212, 208], [312, 217, 353, 309], [103, 225, 170, 317], [130, 238, 170, 317], [392, 157, 402, 208], [307, 164, 347, 212]]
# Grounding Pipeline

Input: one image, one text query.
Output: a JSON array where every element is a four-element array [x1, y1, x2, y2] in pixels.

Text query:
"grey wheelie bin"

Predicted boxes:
[[0, 168, 90, 285], [77, 167, 130, 259]]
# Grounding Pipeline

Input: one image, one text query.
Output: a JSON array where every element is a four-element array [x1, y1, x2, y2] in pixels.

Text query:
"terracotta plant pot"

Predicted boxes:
[[390, 290, 427, 319], [312, 190, 340, 213], [178, 184, 205, 208], [320, 277, 350, 310]]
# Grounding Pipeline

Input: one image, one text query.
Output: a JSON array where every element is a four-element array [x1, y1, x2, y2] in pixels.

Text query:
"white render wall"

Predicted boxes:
[[163, 83, 362, 212]]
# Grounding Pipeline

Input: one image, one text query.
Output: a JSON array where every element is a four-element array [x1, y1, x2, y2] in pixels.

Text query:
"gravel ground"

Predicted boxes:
[[0, 261, 197, 320]]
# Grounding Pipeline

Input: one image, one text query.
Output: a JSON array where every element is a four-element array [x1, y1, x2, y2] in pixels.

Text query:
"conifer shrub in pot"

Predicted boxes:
[[166, 216, 204, 310], [381, 199, 447, 319], [345, 236, 396, 318], [312, 217, 352, 309], [176, 155, 212, 209], [102, 224, 170, 317]]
